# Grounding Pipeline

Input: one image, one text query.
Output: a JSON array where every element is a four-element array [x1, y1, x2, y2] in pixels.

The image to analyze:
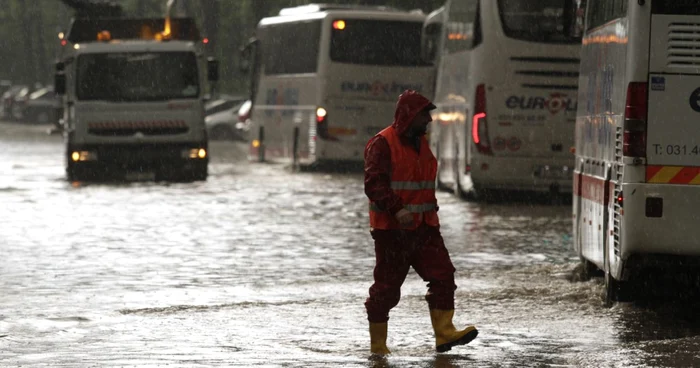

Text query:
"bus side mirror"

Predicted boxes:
[[421, 23, 442, 64], [239, 58, 250, 74], [54, 62, 66, 95], [55, 74, 66, 95], [207, 57, 219, 82], [239, 37, 259, 74]]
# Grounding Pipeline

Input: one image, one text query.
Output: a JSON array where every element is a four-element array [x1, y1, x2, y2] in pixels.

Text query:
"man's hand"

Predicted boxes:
[[395, 208, 413, 228]]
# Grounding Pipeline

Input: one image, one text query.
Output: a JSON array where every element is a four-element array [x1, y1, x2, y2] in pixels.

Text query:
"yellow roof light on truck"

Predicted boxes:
[[97, 30, 112, 42], [158, 0, 174, 41], [157, 18, 172, 40]]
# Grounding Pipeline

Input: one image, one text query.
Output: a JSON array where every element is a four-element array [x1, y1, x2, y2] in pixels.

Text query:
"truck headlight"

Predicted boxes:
[[183, 148, 207, 159], [71, 151, 97, 162]]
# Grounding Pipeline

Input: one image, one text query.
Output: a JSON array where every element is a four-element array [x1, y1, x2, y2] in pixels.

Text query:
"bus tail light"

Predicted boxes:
[[472, 84, 492, 155], [616, 192, 623, 208], [238, 100, 253, 123], [623, 82, 648, 158], [315, 107, 338, 141]]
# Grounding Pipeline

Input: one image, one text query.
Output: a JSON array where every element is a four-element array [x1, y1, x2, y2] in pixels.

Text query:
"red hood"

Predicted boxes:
[[392, 90, 434, 135]]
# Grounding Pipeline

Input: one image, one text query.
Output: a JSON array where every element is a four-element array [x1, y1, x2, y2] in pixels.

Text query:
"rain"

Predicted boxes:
[[3, 0, 700, 367]]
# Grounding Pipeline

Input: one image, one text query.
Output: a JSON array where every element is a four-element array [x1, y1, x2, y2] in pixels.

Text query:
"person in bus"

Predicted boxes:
[[363, 90, 478, 355]]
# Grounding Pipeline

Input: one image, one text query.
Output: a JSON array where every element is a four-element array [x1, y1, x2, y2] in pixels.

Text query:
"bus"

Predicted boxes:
[[574, 0, 700, 303], [422, 0, 582, 199], [240, 4, 434, 169]]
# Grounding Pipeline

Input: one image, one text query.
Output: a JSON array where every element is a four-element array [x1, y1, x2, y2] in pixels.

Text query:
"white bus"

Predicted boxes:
[[422, 0, 582, 199], [574, 0, 700, 303], [240, 4, 434, 169]]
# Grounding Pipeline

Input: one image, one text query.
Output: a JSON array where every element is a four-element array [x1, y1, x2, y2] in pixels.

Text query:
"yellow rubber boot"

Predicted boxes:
[[369, 322, 391, 355], [429, 309, 478, 352]]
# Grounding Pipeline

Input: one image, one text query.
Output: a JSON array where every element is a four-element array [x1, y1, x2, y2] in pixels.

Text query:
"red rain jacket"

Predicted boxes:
[[364, 90, 439, 230]]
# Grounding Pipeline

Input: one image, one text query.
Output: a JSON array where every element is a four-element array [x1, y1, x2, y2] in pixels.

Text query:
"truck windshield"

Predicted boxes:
[[76, 52, 199, 101]]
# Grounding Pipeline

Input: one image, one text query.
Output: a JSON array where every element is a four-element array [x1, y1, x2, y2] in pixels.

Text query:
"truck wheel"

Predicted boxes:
[[66, 164, 79, 182], [192, 166, 208, 181]]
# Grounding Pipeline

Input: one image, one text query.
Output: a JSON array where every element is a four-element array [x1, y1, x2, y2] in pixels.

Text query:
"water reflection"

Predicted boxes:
[[3, 122, 700, 367], [368, 353, 474, 368]]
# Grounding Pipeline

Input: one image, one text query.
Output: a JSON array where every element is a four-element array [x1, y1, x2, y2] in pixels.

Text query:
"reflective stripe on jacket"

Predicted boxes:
[[368, 125, 439, 230]]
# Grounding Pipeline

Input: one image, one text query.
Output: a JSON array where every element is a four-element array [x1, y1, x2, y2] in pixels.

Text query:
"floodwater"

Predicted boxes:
[[2, 122, 700, 367]]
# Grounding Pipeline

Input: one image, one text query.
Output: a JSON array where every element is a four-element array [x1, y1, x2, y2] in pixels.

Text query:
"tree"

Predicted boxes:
[[0, 0, 445, 90]]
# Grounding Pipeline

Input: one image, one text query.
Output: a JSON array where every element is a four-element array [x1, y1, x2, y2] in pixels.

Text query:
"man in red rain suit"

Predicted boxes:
[[364, 90, 478, 355]]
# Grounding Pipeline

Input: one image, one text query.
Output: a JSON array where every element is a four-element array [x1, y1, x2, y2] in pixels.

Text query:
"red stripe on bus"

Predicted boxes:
[[645, 165, 663, 181], [670, 166, 700, 184], [575, 172, 613, 205]]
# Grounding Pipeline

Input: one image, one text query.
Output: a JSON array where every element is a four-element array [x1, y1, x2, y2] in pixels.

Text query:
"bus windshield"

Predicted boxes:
[[498, 0, 581, 44], [330, 19, 429, 66], [76, 52, 199, 101], [653, 0, 700, 15]]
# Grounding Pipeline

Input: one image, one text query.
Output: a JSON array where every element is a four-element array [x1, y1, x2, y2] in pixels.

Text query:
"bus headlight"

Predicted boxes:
[[183, 148, 207, 159], [70, 151, 97, 162]]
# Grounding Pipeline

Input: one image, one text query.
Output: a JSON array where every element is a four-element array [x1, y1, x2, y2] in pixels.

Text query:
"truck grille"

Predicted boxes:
[[667, 22, 700, 67], [88, 120, 189, 136]]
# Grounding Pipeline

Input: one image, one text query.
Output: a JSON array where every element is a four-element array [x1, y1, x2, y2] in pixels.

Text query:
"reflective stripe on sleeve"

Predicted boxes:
[[390, 181, 436, 190], [369, 202, 437, 213]]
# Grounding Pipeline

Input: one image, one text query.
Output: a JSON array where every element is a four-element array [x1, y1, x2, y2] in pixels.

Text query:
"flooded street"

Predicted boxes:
[[2, 122, 700, 367]]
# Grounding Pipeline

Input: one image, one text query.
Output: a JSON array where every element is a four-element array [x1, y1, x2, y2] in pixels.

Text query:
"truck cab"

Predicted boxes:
[[56, 17, 218, 182]]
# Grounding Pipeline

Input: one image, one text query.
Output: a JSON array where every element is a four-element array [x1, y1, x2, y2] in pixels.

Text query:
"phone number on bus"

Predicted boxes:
[[652, 144, 700, 156]]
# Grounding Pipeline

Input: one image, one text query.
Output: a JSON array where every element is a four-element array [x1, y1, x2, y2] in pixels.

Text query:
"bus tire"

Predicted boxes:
[[434, 142, 449, 191], [472, 185, 499, 203], [604, 272, 622, 306], [579, 256, 600, 281], [453, 170, 467, 199], [452, 145, 470, 199], [604, 265, 632, 306], [436, 163, 449, 191]]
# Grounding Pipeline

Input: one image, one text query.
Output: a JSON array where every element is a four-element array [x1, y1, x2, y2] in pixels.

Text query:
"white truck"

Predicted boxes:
[[55, 17, 218, 181]]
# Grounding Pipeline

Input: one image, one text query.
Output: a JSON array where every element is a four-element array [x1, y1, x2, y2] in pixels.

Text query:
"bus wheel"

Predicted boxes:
[[604, 271, 620, 307], [453, 172, 467, 199], [452, 151, 469, 199], [472, 186, 500, 203], [578, 256, 600, 281], [604, 270, 632, 306], [436, 162, 449, 191]]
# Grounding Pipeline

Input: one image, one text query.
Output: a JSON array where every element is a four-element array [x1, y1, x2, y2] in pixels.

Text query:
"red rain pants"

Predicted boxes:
[[365, 223, 457, 323]]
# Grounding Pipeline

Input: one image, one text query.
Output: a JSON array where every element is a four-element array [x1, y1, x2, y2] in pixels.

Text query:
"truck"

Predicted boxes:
[[55, 16, 218, 182]]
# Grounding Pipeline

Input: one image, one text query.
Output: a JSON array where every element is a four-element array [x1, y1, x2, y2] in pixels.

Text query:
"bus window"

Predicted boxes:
[[261, 20, 321, 75], [652, 0, 700, 15], [330, 19, 427, 66], [422, 22, 442, 64], [445, 0, 479, 53], [498, 0, 582, 43], [586, 0, 626, 31], [569, 0, 587, 39]]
